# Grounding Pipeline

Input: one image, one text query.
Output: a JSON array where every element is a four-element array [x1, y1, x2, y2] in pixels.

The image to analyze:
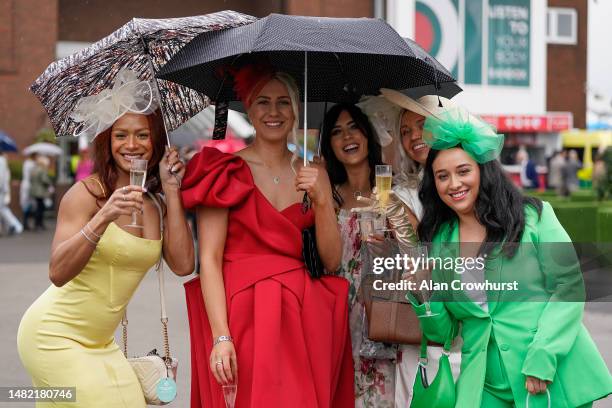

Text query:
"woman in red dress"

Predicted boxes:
[[181, 63, 354, 407]]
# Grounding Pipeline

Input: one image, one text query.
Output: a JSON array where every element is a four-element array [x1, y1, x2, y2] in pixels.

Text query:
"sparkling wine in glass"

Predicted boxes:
[[375, 165, 392, 210], [375, 165, 392, 233], [125, 159, 147, 229], [222, 383, 237, 408]]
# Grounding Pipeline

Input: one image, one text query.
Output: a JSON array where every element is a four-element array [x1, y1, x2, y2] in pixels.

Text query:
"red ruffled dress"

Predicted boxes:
[[181, 148, 354, 408]]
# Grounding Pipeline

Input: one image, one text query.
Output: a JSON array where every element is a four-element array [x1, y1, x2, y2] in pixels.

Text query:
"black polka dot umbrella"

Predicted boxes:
[[156, 13, 460, 162]]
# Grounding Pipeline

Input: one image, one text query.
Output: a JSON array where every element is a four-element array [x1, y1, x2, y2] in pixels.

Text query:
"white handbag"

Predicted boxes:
[[525, 389, 551, 408], [122, 193, 178, 405]]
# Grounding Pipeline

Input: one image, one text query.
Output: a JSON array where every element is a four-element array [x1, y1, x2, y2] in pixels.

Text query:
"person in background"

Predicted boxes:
[[0, 149, 24, 235], [561, 149, 582, 196], [547, 150, 565, 194], [20, 152, 37, 230], [75, 147, 94, 182], [593, 152, 607, 200], [516, 147, 539, 190], [29, 155, 53, 231]]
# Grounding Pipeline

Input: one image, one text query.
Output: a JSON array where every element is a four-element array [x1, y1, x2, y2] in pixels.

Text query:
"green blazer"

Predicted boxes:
[[411, 202, 612, 408]]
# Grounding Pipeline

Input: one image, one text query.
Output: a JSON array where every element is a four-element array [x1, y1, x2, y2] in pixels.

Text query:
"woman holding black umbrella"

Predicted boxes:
[[181, 61, 354, 408]]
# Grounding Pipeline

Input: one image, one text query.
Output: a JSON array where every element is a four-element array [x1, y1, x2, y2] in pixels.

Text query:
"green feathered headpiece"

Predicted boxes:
[[423, 107, 504, 164]]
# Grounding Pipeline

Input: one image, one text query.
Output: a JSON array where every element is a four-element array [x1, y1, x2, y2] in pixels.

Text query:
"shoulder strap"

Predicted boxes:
[[419, 321, 454, 360], [122, 193, 172, 365], [90, 177, 107, 198], [80, 177, 107, 208]]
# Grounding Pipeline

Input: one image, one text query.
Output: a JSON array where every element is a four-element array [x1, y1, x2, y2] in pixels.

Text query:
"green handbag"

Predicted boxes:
[[410, 326, 456, 408]]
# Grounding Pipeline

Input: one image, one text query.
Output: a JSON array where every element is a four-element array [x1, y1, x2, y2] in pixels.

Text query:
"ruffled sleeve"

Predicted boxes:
[[181, 147, 254, 210]]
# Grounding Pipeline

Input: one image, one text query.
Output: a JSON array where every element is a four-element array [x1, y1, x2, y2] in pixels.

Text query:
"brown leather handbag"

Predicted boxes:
[[361, 274, 423, 345]]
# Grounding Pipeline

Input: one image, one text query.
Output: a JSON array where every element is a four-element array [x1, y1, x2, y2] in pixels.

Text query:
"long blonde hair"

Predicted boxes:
[[394, 109, 423, 188]]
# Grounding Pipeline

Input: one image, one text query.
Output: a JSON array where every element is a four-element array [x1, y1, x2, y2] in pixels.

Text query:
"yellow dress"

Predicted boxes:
[[17, 222, 162, 407]]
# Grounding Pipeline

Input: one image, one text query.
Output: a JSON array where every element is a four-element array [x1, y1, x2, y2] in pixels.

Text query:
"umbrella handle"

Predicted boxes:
[[303, 51, 308, 167], [426, 56, 444, 108]]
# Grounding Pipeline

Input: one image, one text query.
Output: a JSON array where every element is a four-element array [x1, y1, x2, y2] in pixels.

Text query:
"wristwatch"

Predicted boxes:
[[213, 335, 233, 346]]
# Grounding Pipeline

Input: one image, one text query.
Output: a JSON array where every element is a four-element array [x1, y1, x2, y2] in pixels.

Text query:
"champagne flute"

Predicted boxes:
[[222, 383, 237, 408], [415, 245, 439, 317], [375, 165, 392, 234], [125, 159, 147, 229]]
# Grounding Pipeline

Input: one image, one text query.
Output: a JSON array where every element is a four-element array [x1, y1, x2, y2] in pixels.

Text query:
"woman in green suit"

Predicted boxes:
[[408, 107, 612, 407]]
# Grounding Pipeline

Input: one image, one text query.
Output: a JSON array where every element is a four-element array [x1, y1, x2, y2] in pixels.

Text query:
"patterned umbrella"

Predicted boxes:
[[30, 10, 256, 139]]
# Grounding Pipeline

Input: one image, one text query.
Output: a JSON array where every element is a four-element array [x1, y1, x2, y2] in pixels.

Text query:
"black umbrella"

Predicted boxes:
[[157, 13, 459, 163]]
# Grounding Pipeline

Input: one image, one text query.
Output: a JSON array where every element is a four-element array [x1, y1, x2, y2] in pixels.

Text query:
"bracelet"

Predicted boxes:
[[213, 335, 233, 347], [84, 223, 101, 239], [80, 228, 99, 246]]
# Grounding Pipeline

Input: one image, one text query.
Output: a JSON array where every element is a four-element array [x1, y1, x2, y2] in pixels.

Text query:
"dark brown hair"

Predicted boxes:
[[89, 109, 166, 201], [320, 103, 384, 207]]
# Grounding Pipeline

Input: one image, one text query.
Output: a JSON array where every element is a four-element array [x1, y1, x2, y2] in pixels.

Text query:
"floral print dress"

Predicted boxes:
[[336, 209, 397, 408]]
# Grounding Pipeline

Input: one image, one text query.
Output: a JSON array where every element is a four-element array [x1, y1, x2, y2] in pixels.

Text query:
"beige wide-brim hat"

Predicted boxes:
[[380, 88, 456, 118]]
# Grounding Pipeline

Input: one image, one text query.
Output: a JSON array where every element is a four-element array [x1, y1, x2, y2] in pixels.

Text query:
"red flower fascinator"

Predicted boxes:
[[220, 61, 276, 109]]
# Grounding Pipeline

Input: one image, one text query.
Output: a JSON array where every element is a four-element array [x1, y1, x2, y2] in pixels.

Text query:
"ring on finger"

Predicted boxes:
[[122, 194, 127, 201], [215, 360, 223, 366]]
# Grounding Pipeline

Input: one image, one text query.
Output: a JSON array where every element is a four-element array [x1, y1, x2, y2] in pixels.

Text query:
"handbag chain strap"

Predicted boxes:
[[121, 192, 172, 367]]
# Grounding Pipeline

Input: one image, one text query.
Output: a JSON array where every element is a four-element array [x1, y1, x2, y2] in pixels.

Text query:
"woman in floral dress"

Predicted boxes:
[[320, 103, 397, 407]]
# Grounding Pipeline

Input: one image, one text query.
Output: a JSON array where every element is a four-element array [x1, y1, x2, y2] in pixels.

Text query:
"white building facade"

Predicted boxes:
[[386, 0, 573, 179]]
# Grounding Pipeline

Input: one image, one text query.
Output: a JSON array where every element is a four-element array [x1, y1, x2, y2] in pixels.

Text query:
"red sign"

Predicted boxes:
[[479, 113, 573, 133]]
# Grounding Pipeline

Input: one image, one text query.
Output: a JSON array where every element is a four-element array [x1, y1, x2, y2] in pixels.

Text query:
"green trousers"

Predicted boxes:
[[481, 336, 593, 408], [482, 390, 593, 408]]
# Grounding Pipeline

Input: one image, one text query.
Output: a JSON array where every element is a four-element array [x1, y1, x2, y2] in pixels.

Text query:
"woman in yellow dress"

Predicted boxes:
[[17, 69, 194, 407]]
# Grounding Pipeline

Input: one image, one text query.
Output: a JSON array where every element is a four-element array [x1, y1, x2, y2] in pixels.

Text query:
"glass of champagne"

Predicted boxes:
[[414, 245, 438, 317], [125, 158, 147, 229], [375, 165, 392, 233], [222, 383, 237, 408]]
